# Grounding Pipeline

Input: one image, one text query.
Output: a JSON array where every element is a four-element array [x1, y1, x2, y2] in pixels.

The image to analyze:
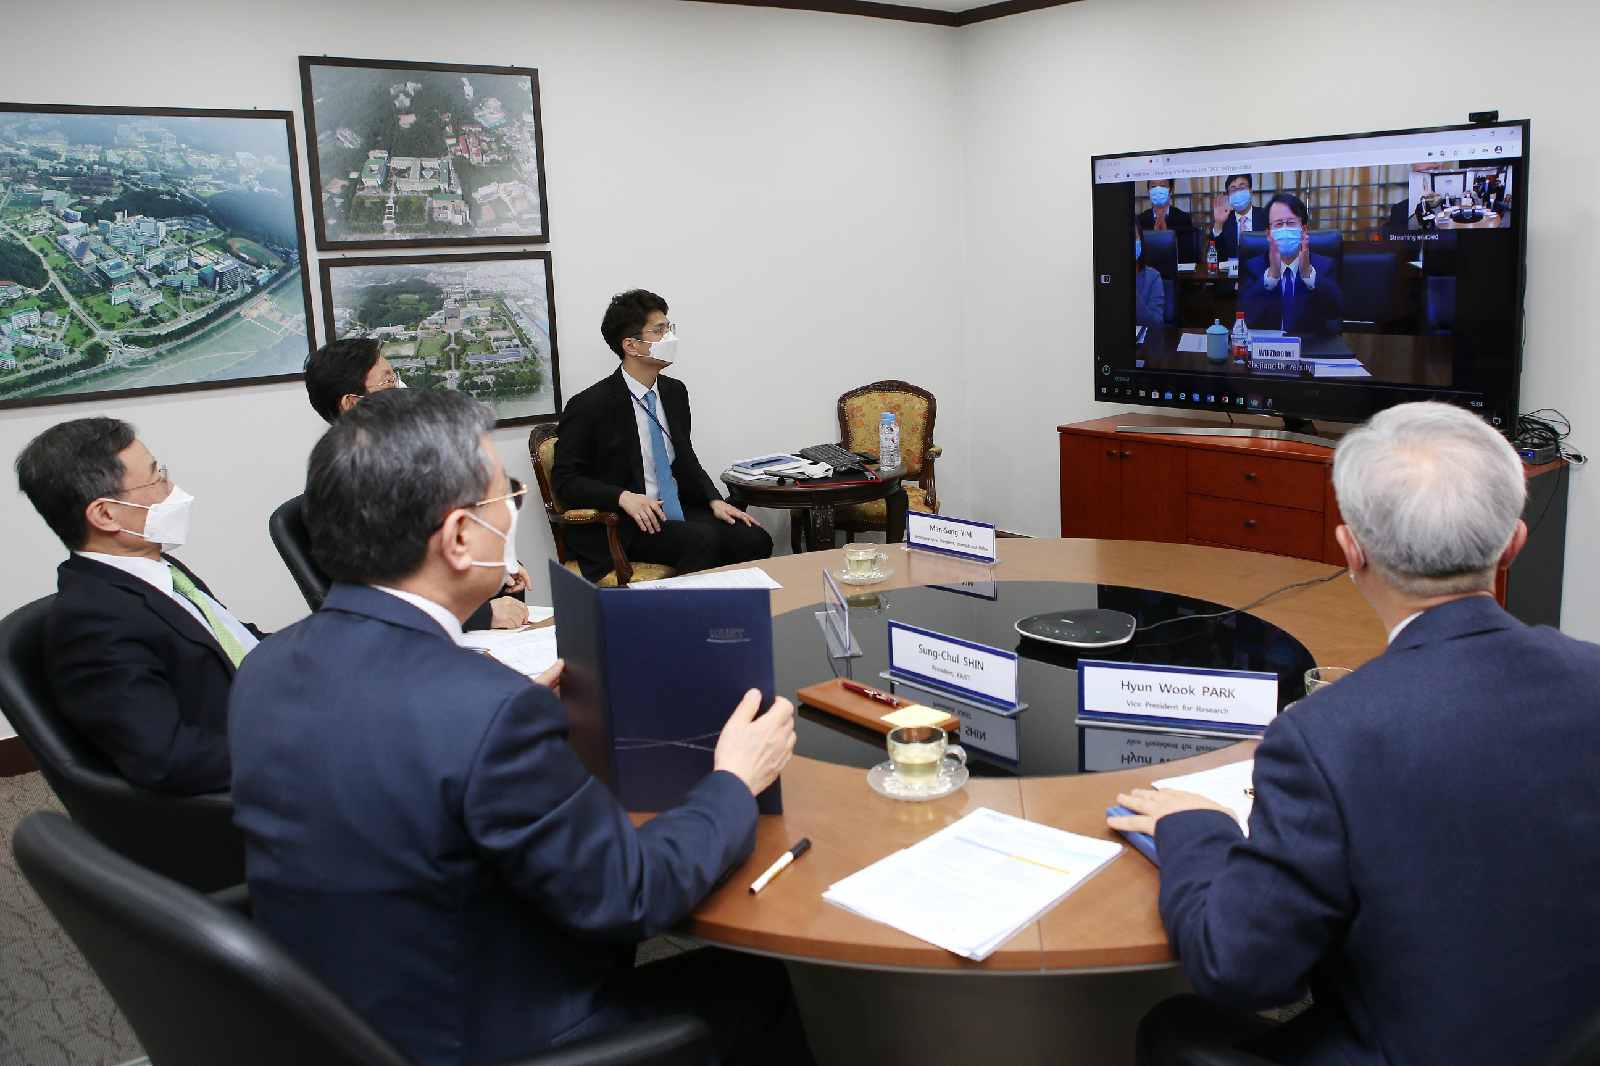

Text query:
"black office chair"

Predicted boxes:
[[0, 598, 245, 893], [1238, 230, 1343, 273], [1139, 229, 1180, 327], [1339, 252, 1399, 330], [13, 810, 710, 1066], [270, 494, 330, 612]]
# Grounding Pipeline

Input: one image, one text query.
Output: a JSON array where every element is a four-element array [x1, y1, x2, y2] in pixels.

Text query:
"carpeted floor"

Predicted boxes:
[[0, 772, 143, 1066]]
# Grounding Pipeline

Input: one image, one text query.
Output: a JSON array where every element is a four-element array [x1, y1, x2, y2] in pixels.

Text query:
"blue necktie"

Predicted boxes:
[[644, 391, 685, 522], [1282, 271, 1295, 332]]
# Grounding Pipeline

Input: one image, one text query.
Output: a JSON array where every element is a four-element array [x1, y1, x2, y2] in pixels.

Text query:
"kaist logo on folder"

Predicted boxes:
[[549, 560, 782, 814]]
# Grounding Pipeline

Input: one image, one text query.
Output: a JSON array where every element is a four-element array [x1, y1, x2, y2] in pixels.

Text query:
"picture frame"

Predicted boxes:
[[300, 56, 550, 250], [319, 250, 561, 427], [0, 101, 317, 411]]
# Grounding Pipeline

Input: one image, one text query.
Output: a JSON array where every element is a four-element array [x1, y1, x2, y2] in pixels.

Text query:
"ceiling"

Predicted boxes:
[[683, 0, 1082, 27]]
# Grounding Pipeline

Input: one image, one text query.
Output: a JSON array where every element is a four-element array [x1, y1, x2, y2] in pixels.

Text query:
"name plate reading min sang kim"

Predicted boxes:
[[888, 621, 1019, 709], [906, 511, 998, 565], [1078, 660, 1278, 735]]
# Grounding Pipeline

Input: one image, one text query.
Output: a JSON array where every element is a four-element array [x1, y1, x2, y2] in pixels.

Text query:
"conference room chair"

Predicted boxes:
[[269, 494, 330, 612], [12, 810, 712, 1066], [528, 425, 675, 588], [1138, 228, 1180, 326], [0, 597, 245, 893], [1238, 231, 1346, 335], [819, 380, 942, 551], [1339, 252, 1400, 330]]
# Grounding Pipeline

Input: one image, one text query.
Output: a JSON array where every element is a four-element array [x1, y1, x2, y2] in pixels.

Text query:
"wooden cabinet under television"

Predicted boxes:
[[1058, 414, 1568, 627]]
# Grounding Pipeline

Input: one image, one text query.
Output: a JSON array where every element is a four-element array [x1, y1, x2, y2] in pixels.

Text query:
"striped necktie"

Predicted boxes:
[[168, 565, 248, 667]]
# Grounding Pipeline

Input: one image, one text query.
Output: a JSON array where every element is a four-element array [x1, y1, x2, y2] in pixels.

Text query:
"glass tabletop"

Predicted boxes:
[[777, 580, 1315, 777]]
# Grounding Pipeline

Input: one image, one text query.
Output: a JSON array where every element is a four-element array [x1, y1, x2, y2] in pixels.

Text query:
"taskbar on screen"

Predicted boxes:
[[1096, 372, 1502, 428]]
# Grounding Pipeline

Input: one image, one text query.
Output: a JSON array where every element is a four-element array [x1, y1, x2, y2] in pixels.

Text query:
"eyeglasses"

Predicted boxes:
[[115, 464, 169, 497], [634, 321, 676, 340], [369, 371, 401, 390], [473, 477, 528, 512], [1268, 219, 1304, 231]]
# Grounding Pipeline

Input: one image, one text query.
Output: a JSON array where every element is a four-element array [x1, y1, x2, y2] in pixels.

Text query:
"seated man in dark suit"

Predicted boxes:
[[1110, 401, 1600, 1066], [1239, 193, 1344, 336], [1138, 179, 1196, 261], [303, 336, 528, 630], [552, 289, 772, 583], [1207, 173, 1268, 262], [16, 418, 262, 794], [230, 388, 812, 1066]]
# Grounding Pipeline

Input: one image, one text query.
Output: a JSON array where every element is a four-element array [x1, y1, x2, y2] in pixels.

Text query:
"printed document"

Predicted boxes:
[[461, 626, 559, 680], [1153, 759, 1255, 833], [1176, 333, 1209, 353], [628, 567, 782, 591], [822, 808, 1123, 960]]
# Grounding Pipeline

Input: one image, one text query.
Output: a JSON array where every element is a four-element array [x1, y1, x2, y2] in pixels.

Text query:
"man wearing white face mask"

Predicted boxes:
[[553, 289, 772, 584], [16, 417, 264, 795]]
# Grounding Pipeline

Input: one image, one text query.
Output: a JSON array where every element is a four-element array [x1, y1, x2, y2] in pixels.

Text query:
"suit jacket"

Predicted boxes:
[[1239, 252, 1344, 335], [1155, 596, 1600, 1066], [229, 583, 758, 1066], [552, 367, 723, 536], [1209, 205, 1268, 261], [44, 553, 261, 795]]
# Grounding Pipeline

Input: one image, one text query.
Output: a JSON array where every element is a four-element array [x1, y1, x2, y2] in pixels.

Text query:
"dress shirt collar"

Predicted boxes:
[[368, 585, 465, 645], [622, 366, 658, 401], [76, 550, 175, 594], [1387, 610, 1424, 644]]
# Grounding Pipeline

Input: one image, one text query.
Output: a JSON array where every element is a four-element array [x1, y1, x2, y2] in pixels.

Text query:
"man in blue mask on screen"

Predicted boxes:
[[1238, 193, 1344, 337], [1208, 173, 1268, 262], [1138, 179, 1196, 261]]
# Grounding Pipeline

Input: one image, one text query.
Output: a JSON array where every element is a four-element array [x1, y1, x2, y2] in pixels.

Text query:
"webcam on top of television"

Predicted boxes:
[[1469, 110, 1499, 125]]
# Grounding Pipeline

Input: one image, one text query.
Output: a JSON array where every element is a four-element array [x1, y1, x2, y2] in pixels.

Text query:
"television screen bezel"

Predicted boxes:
[[1092, 118, 1530, 433]]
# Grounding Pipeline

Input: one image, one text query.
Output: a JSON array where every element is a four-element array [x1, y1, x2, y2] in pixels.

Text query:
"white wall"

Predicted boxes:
[[0, 1, 966, 626], [958, 0, 1600, 636]]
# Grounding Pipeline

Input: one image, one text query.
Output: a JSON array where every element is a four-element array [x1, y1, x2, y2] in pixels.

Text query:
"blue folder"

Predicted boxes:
[[549, 560, 782, 814], [1107, 804, 1158, 865]]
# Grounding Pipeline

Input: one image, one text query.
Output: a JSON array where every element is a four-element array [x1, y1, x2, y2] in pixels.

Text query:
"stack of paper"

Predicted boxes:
[[822, 808, 1124, 960], [1152, 759, 1255, 834], [627, 567, 783, 591], [461, 625, 560, 680]]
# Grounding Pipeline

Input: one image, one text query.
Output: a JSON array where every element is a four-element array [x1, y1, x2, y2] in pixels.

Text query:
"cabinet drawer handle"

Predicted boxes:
[[1244, 520, 1257, 529], [1106, 449, 1116, 458], [1244, 472, 1257, 481], [1121, 451, 1131, 458]]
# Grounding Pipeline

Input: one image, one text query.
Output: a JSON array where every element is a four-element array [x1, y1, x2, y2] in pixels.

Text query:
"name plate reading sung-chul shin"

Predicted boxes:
[[887, 620, 1020, 710], [1078, 660, 1278, 737], [905, 511, 998, 565]]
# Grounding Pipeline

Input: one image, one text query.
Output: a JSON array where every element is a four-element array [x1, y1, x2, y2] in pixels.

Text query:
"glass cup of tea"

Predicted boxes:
[[885, 725, 966, 792], [843, 542, 886, 578], [1304, 666, 1353, 694]]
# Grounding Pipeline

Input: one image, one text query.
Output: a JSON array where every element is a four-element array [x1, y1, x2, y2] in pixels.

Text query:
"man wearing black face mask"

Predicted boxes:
[[16, 418, 264, 794]]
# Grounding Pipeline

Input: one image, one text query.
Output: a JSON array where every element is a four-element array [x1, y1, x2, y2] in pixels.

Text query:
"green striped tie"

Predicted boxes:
[[168, 565, 248, 667]]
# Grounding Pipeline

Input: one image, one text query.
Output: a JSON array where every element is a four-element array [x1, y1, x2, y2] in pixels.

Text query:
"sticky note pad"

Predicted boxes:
[[881, 704, 951, 728]]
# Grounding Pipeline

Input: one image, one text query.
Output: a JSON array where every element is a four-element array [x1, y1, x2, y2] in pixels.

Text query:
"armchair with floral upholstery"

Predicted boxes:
[[528, 425, 675, 588], [800, 380, 941, 550]]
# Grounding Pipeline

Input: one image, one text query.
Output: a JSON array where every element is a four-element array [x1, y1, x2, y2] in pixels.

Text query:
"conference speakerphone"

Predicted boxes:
[[1015, 609, 1137, 650]]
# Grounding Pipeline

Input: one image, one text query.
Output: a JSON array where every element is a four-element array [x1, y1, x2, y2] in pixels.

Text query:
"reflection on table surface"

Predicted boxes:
[[1132, 327, 1452, 387], [777, 580, 1315, 777]]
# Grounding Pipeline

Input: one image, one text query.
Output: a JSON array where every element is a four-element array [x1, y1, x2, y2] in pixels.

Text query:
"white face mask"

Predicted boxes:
[[645, 329, 678, 364], [393, 375, 408, 389], [464, 497, 519, 586], [97, 484, 195, 550]]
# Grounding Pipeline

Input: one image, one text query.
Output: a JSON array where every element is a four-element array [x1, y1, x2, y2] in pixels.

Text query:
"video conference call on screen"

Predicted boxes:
[[1093, 121, 1527, 430]]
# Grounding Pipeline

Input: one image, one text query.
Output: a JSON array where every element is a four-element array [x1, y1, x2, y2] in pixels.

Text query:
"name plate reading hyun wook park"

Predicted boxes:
[[905, 511, 998, 565], [1077, 660, 1279, 737], [887, 621, 1020, 710]]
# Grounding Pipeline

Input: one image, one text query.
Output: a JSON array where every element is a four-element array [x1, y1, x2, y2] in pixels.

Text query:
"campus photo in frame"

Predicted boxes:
[[0, 103, 315, 411], [300, 56, 549, 249], [319, 250, 561, 426]]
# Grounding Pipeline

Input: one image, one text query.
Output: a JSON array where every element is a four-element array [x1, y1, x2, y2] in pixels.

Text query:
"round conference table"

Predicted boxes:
[[652, 538, 1387, 1065]]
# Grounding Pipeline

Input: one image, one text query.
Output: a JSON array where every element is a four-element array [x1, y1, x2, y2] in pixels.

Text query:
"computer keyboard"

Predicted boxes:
[[797, 443, 869, 472]]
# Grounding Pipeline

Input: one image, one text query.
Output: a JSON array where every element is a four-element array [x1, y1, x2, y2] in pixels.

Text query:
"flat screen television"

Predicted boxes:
[[1092, 120, 1528, 435]]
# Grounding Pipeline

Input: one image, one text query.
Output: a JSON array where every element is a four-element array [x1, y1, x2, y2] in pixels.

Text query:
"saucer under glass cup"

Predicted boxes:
[[868, 725, 968, 801], [838, 541, 894, 585]]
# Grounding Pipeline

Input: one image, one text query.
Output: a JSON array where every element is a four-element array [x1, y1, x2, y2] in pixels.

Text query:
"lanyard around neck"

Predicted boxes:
[[630, 389, 671, 439]]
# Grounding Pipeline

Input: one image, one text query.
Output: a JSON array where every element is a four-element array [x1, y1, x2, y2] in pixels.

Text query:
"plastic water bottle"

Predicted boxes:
[[878, 411, 901, 472], [1206, 238, 1219, 272], [1229, 311, 1250, 362]]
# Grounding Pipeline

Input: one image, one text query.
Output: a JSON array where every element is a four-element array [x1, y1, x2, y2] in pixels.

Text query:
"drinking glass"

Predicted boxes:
[[1304, 666, 1353, 694], [885, 725, 966, 792], [844, 542, 884, 577]]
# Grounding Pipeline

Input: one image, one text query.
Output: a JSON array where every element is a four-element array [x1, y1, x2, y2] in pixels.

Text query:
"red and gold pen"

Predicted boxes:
[[839, 680, 901, 708]]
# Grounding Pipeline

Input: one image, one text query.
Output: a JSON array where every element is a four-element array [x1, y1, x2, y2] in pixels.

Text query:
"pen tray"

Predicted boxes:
[[796, 677, 961, 737]]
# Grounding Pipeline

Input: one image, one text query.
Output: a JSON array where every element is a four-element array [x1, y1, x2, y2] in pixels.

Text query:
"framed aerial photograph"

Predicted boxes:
[[300, 56, 550, 249], [319, 250, 561, 426], [0, 102, 316, 411]]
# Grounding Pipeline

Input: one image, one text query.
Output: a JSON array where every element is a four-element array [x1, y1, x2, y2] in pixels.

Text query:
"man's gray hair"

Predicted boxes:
[[1332, 402, 1525, 596], [305, 388, 496, 584]]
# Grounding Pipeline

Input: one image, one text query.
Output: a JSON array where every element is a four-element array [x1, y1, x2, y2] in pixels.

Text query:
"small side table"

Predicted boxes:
[[721, 465, 907, 552]]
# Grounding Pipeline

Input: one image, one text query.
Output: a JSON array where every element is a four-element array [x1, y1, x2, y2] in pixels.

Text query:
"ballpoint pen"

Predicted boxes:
[[839, 680, 900, 707], [749, 839, 811, 894]]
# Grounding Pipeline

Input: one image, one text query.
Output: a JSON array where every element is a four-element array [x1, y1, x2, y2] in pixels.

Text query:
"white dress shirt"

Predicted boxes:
[[623, 368, 675, 501], [76, 551, 260, 656], [369, 585, 464, 646], [1387, 610, 1424, 644], [1261, 240, 1318, 290]]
